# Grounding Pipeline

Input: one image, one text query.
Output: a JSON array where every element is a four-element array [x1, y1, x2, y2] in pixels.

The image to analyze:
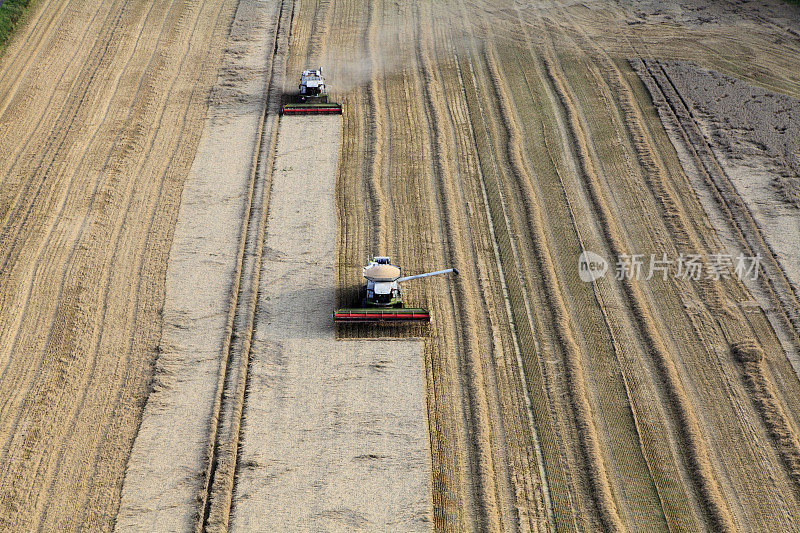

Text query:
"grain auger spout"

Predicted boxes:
[[334, 257, 459, 323]]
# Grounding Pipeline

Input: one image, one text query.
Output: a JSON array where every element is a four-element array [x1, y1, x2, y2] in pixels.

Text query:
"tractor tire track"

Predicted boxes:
[[199, 1, 291, 530]]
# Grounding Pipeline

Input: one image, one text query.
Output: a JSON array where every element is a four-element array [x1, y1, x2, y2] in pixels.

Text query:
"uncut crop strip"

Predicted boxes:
[[389, 40, 475, 533], [418, 10, 527, 533], [328, 1, 477, 528], [363, 0, 389, 256], [334, 0, 505, 528], [200, 1, 291, 530], [407, 5, 497, 528]]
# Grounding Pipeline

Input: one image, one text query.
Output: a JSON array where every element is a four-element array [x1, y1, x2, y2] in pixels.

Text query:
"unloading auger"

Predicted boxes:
[[334, 257, 458, 323]]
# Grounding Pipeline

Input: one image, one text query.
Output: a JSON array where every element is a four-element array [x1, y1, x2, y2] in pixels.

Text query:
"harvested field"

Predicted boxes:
[[0, 0, 238, 529], [2, 0, 800, 530], [640, 59, 800, 292], [327, 0, 800, 530], [229, 114, 430, 531], [116, 0, 285, 529]]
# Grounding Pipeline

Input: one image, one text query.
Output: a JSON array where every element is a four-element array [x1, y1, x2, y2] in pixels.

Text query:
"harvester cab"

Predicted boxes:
[[298, 69, 325, 101], [282, 67, 342, 115], [334, 257, 458, 324]]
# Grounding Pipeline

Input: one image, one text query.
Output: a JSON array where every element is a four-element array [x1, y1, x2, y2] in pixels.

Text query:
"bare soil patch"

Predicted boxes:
[[656, 60, 800, 291]]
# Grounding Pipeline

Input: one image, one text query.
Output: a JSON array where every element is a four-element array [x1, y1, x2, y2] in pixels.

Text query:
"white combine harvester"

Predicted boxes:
[[334, 257, 458, 323], [282, 67, 342, 115]]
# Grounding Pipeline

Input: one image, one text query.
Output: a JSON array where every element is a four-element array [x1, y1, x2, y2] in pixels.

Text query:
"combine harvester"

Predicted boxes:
[[334, 257, 458, 324], [282, 67, 342, 115]]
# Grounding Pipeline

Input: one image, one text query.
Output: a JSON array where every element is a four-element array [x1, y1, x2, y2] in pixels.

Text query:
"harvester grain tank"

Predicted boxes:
[[334, 257, 458, 323], [282, 67, 342, 115]]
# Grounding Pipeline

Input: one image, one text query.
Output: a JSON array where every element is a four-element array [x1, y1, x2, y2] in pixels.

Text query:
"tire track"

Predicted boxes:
[[200, 1, 291, 530], [219, 0, 339, 527]]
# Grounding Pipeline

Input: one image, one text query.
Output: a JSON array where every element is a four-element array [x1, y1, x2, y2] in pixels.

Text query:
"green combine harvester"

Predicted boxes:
[[282, 67, 342, 115], [334, 257, 458, 324]]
